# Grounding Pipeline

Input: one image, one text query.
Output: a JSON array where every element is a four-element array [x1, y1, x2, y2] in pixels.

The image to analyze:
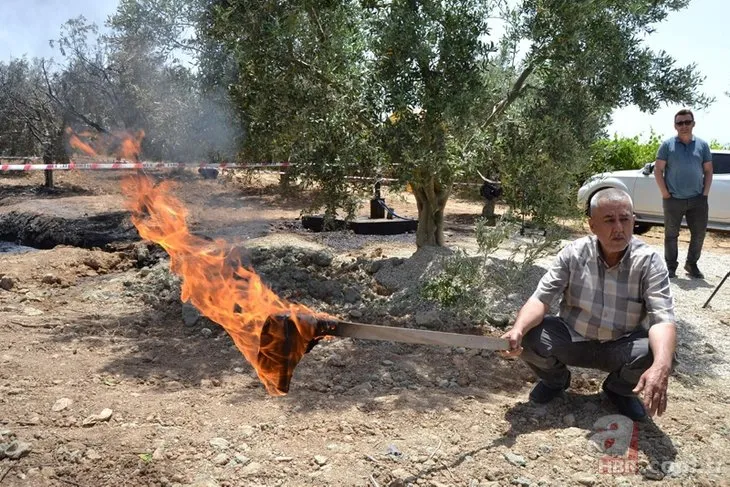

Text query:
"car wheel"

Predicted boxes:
[[633, 222, 652, 235]]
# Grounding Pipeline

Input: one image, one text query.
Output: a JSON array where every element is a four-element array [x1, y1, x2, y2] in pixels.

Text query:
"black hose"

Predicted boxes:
[[376, 198, 416, 221]]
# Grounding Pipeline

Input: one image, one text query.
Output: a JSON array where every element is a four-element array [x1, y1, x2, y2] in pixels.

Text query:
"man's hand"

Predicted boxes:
[[661, 191, 671, 199], [500, 327, 524, 358], [633, 365, 670, 416]]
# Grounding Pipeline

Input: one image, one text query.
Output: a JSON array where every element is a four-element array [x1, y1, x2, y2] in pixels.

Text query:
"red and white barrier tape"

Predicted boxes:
[[0, 159, 291, 171]]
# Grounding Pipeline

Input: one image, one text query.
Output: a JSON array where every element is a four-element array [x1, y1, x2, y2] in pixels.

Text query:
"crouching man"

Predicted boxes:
[[501, 188, 676, 420]]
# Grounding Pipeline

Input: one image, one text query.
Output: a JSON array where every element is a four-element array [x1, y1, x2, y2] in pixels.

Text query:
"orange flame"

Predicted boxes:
[[122, 175, 326, 395], [66, 128, 97, 156], [66, 127, 145, 160]]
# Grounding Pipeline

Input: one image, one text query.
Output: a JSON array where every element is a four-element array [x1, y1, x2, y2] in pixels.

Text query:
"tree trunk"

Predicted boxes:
[[44, 170, 54, 188], [482, 199, 496, 226], [42, 124, 69, 189], [412, 178, 451, 248]]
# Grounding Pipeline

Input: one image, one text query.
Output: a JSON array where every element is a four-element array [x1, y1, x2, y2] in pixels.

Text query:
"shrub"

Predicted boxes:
[[586, 133, 661, 177]]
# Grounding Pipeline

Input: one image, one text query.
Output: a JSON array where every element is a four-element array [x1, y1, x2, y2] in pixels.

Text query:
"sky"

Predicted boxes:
[[1, 0, 728, 144]]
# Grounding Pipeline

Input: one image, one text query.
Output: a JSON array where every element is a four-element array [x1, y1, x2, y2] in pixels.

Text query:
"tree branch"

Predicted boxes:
[[462, 61, 537, 154], [307, 6, 327, 44], [40, 60, 108, 133]]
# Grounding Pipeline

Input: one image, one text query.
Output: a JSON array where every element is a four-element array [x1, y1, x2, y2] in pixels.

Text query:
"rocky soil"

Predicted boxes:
[[1, 170, 729, 487]]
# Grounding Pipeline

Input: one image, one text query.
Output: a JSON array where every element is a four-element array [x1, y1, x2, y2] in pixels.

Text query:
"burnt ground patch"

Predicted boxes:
[[0, 181, 95, 205], [0, 210, 139, 249]]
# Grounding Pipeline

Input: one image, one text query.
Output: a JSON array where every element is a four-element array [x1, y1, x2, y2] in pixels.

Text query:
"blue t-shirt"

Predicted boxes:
[[656, 136, 712, 199]]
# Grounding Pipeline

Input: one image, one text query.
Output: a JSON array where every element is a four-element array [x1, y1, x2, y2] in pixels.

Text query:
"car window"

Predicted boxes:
[[712, 153, 730, 174]]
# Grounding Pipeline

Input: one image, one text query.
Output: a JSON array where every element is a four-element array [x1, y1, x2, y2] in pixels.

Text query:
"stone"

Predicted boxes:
[[199, 328, 213, 338], [0, 276, 16, 290], [20, 414, 40, 425], [82, 408, 113, 426], [52, 398, 73, 412], [563, 413, 576, 427], [23, 307, 44, 316], [573, 474, 597, 486], [212, 453, 229, 465], [239, 425, 255, 438], [343, 287, 360, 303], [182, 303, 201, 326], [641, 466, 664, 481], [312, 251, 334, 267], [209, 438, 230, 450], [241, 462, 262, 476], [234, 453, 250, 465], [314, 455, 329, 466], [41, 274, 62, 285], [485, 469, 503, 481], [504, 451, 527, 467], [188, 474, 220, 487], [664, 461, 683, 478], [152, 447, 165, 461], [3, 440, 32, 460], [85, 448, 102, 461], [537, 444, 552, 455], [308, 280, 342, 301], [391, 468, 411, 481], [414, 310, 440, 327], [511, 477, 532, 486]]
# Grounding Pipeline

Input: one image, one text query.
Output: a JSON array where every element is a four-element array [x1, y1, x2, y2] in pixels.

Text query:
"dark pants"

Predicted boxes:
[[662, 195, 709, 271], [520, 317, 653, 396]]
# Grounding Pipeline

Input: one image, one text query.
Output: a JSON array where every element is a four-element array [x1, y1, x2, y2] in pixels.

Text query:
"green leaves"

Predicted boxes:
[[588, 133, 662, 175]]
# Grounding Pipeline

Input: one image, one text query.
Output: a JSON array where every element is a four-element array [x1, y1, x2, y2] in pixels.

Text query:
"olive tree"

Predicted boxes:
[[203, 1, 378, 221], [201, 0, 708, 247]]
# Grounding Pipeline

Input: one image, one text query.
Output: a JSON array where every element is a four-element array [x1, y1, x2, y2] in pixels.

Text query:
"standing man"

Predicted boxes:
[[501, 188, 676, 420], [654, 109, 713, 279]]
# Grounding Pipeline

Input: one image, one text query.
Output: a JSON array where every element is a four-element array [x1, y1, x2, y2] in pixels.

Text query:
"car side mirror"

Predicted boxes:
[[641, 163, 654, 176]]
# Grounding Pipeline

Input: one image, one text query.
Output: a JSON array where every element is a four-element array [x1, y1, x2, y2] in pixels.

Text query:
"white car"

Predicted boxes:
[[578, 150, 730, 233]]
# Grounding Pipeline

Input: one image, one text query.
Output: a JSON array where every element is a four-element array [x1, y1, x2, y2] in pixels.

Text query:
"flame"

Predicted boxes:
[[66, 128, 97, 156], [66, 127, 145, 160], [122, 175, 326, 395]]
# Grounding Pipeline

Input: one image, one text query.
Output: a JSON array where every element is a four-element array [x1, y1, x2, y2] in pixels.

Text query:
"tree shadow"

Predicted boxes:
[[0, 182, 94, 204], [207, 192, 308, 212]]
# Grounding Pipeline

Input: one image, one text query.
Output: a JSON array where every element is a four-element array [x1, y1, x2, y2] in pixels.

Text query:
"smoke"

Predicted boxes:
[[54, 16, 243, 163], [117, 65, 242, 163]]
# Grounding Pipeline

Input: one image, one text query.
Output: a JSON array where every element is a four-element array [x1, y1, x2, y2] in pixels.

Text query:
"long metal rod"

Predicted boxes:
[[295, 315, 509, 351], [703, 270, 730, 308]]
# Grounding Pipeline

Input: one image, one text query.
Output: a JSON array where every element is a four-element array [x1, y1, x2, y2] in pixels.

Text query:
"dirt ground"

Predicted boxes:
[[1, 169, 729, 487]]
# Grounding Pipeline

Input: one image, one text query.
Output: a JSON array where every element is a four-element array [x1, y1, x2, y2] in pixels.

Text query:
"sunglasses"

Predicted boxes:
[[675, 120, 693, 126]]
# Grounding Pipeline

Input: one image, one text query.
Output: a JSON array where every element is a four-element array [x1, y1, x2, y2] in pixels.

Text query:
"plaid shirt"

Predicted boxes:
[[532, 236, 675, 341]]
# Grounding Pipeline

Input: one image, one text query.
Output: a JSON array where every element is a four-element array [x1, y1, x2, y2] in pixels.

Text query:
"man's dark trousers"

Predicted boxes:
[[520, 317, 652, 396], [662, 194, 709, 272]]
